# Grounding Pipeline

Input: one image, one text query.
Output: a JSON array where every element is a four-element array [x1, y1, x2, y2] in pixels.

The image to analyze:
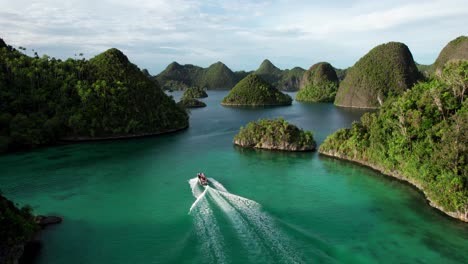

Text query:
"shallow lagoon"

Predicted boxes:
[[1, 91, 467, 263]]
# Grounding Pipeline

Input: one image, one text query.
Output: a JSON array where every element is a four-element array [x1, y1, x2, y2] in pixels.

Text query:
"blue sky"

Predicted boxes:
[[1, 0, 467, 74]]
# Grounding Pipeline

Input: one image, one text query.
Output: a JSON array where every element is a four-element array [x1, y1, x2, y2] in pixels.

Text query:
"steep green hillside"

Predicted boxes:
[[278, 67, 306, 91], [0, 40, 188, 153], [334, 67, 348, 81], [321, 60, 468, 221], [156, 59, 304, 91], [203, 62, 237, 89], [416, 62, 432, 77], [254, 60, 305, 91], [155, 62, 204, 90], [156, 61, 238, 90], [431, 36, 468, 74], [255, 59, 283, 84], [221, 74, 292, 106], [296, 62, 339, 102], [334, 42, 421, 108]]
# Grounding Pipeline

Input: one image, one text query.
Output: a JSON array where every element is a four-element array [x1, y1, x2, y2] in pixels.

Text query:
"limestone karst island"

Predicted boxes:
[[0, 1, 467, 264]]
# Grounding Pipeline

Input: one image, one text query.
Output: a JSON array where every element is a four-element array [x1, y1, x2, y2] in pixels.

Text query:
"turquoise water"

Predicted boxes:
[[0, 91, 467, 264]]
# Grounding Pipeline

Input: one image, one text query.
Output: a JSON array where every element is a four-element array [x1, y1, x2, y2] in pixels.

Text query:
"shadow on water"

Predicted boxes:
[[233, 145, 313, 162]]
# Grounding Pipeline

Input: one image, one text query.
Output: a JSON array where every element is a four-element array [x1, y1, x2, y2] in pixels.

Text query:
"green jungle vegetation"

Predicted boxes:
[[320, 60, 468, 217], [221, 74, 292, 106], [0, 39, 188, 153], [156, 61, 246, 90], [157, 59, 305, 91], [181, 86, 208, 99], [254, 59, 305, 91], [416, 62, 432, 77], [334, 67, 348, 81], [431, 36, 468, 75], [177, 98, 206, 108], [296, 62, 339, 102], [234, 118, 316, 151], [334, 42, 422, 108], [0, 193, 38, 263]]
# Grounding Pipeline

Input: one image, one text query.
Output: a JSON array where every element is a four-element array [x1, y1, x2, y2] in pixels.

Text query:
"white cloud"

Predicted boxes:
[[0, 0, 466, 73]]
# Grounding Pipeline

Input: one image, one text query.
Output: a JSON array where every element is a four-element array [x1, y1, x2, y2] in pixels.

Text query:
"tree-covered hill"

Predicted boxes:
[[156, 59, 305, 92], [234, 118, 316, 151], [181, 86, 208, 99], [0, 39, 188, 153], [334, 42, 422, 108], [320, 60, 468, 221], [430, 36, 468, 75], [296, 62, 339, 102], [254, 59, 305, 91], [221, 74, 292, 106], [155, 61, 241, 90]]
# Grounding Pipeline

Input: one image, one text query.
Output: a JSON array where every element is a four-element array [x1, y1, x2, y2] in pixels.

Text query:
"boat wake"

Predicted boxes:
[[188, 177, 303, 264]]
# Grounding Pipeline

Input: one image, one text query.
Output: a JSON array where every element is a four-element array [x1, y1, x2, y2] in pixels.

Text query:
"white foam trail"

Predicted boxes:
[[188, 177, 303, 263], [189, 186, 209, 214], [208, 187, 272, 263], [208, 177, 228, 192], [192, 197, 227, 264], [219, 190, 302, 263], [189, 178, 203, 198]]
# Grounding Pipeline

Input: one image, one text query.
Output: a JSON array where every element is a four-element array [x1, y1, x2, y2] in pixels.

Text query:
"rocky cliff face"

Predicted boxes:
[[431, 36, 468, 75], [234, 138, 315, 151], [334, 42, 421, 108]]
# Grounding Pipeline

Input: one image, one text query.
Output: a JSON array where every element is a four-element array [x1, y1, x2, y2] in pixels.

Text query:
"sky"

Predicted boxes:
[[0, 0, 467, 75]]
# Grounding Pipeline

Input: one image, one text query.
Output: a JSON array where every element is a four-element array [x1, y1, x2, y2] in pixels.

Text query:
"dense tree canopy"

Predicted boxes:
[[0, 193, 38, 263], [234, 118, 316, 151], [156, 61, 245, 90], [321, 60, 468, 218], [0, 40, 188, 153], [221, 74, 292, 106], [181, 86, 208, 100], [296, 62, 339, 102]]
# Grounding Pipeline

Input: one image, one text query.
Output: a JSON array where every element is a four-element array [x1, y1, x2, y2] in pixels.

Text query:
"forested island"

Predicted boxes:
[[156, 61, 245, 90], [182, 86, 208, 99], [221, 74, 292, 106], [0, 39, 188, 153], [296, 62, 339, 102], [177, 87, 208, 108], [320, 60, 468, 221], [234, 118, 316, 151]]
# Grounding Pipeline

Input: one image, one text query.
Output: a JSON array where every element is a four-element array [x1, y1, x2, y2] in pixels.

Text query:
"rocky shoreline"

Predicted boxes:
[[234, 139, 316, 152], [60, 125, 188, 142], [319, 149, 468, 223], [1, 215, 63, 264]]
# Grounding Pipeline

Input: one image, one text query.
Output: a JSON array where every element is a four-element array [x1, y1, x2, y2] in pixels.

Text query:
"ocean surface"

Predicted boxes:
[[0, 91, 467, 264]]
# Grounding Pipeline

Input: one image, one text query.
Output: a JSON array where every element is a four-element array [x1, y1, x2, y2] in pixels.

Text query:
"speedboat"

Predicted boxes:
[[197, 173, 209, 186]]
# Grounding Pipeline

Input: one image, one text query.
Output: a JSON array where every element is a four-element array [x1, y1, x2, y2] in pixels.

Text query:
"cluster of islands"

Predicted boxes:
[[0, 35, 467, 263]]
